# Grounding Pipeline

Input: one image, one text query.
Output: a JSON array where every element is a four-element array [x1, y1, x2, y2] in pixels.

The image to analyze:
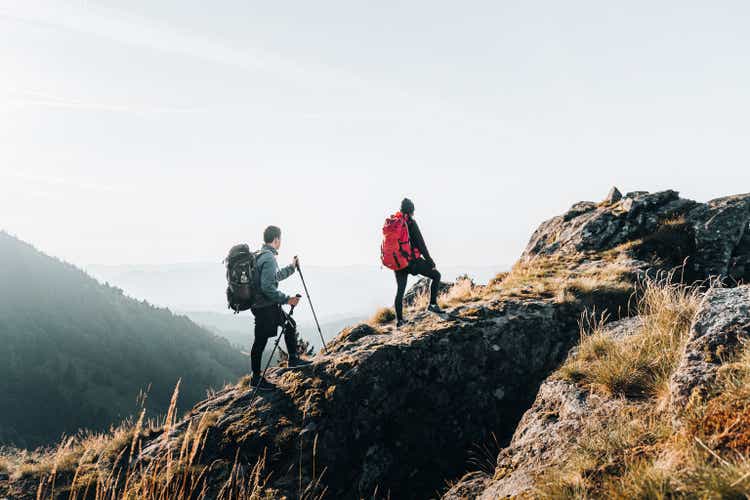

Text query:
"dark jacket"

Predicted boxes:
[[253, 244, 295, 308], [405, 215, 435, 268]]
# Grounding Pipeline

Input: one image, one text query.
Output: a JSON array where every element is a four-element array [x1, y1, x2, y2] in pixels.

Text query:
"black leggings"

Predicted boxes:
[[394, 258, 441, 322], [250, 306, 298, 376]]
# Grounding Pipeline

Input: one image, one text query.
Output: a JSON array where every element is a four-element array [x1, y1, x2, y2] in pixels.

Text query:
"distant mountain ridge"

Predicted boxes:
[[87, 262, 501, 332], [0, 231, 248, 449]]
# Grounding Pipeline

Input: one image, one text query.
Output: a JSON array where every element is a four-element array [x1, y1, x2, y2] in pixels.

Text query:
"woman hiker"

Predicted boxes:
[[392, 198, 443, 327]]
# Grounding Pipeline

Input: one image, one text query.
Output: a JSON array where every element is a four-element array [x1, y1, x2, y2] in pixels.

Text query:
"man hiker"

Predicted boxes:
[[392, 198, 443, 327], [250, 225, 311, 391]]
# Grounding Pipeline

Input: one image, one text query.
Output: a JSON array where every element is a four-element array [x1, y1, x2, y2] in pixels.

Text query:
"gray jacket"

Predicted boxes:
[[253, 244, 295, 308]]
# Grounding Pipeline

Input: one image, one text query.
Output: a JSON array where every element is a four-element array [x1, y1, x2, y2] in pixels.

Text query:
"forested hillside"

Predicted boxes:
[[0, 231, 248, 449]]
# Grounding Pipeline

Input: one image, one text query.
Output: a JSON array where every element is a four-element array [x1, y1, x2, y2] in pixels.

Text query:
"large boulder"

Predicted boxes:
[[670, 286, 750, 410], [685, 195, 750, 280], [522, 190, 696, 258]]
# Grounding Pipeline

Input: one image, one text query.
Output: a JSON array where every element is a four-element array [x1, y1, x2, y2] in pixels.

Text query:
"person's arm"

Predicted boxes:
[[409, 220, 435, 267], [259, 256, 290, 304], [276, 263, 296, 282]]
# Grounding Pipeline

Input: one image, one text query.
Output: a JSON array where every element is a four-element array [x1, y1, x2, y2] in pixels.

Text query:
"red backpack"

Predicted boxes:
[[381, 212, 421, 271]]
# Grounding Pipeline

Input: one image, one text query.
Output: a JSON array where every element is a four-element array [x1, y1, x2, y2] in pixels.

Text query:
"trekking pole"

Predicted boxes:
[[295, 257, 328, 354], [248, 296, 301, 405]]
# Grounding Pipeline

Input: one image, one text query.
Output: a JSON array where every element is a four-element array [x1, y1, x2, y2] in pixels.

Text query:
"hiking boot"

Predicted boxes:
[[287, 357, 312, 368], [427, 303, 444, 314], [396, 319, 410, 328], [250, 375, 274, 391]]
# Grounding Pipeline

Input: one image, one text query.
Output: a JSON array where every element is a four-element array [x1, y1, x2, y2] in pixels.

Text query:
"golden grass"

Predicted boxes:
[[370, 307, 395, 324], [408, 288, 432, 311], [439, 278, 479, 307], [1, 383, 297, 500], [532, 279, 750, 498], [558, 278, 700, 398], [487, 253, 634, 308]]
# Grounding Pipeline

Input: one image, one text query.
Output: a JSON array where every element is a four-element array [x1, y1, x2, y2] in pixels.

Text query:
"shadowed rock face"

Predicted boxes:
[[443, 319, 642, 499], [9, 189, 750, 500]]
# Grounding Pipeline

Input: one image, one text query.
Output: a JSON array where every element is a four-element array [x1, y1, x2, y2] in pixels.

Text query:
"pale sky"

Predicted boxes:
[[2, 1, 749, 269]]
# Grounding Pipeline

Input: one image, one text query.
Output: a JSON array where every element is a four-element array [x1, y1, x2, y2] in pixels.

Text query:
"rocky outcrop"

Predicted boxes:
[[447, 284, 750, 498], [443, 190, 750, 499], [139, 300, 585, 499], [450, 286, 750, 500], [670, 287, 750, 409], [523, 189, 750, 283], [684, 195, 750, 280], [523, 189, 696, 259]]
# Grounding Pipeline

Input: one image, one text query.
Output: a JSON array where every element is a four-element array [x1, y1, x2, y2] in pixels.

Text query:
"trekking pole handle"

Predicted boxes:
[[288, 294, 303, 315]]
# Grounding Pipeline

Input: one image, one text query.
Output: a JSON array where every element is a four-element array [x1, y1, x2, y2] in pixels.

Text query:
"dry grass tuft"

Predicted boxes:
[[489, 255, 573, 300], [558, 277, 700, 398], [439, 278, 479, 307], [370, 307, 396, 325]]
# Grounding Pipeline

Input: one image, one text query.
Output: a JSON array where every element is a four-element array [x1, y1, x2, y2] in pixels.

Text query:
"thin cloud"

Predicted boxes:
[[0, 4, 367, 91], [4, 89, 210, 115], [0, 171, 138, 195]]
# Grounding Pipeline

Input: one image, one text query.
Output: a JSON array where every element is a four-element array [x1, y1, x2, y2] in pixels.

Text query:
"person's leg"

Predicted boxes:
[[394, 269, 409, 322], [410, 259, 442, 306], [251, 307, 276, 376], [426, 268, 442, 305]]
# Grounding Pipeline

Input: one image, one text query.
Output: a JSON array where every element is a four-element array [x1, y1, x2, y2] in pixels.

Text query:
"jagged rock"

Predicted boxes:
[[670, 286, 750, 410], [523, 190, 695, 258], [685, 194, 750, 280], [729, 230, 750, 282], [604, 186, 622, 204], [523, 191, 750, 284]]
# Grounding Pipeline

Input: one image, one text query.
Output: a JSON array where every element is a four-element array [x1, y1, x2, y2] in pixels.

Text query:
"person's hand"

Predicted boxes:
[[287, 295, 301, 306], [292, 256, 300, 269]]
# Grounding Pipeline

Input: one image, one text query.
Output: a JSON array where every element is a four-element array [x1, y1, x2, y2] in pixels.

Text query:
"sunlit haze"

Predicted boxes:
[[2, 1, 749, 270]]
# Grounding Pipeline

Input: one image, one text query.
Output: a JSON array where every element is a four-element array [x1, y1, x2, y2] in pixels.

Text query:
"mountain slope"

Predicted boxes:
[[0, 232, 248, 448]]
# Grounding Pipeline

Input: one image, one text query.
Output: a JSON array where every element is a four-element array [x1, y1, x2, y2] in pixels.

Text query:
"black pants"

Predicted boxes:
[[250, 305, 298, 376], [394, 258, 441, 322]]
